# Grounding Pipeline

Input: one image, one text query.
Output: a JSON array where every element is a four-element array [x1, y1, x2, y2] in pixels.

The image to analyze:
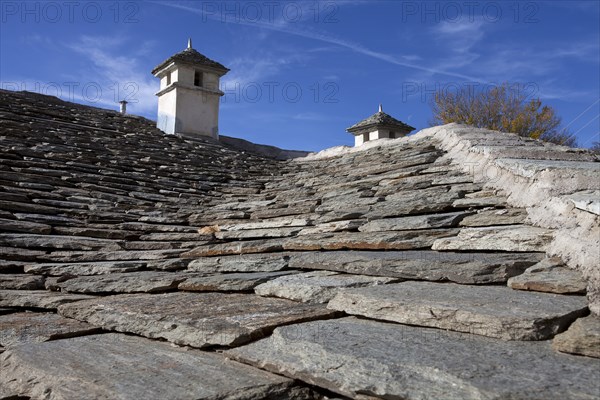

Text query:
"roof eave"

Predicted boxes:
[[347, 123, 415, 134], [151, 59, 230, 76]]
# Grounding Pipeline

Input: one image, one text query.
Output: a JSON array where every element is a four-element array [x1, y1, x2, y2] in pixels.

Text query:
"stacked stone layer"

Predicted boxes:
[[0, 90, 598, 399]]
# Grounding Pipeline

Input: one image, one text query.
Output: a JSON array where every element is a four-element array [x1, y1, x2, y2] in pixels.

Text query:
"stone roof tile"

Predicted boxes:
[[152, 48, 229, 75], [346, 110, 415, 134], [0, 89, 598, 398]]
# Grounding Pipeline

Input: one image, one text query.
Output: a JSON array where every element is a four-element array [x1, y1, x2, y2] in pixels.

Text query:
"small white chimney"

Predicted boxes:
[[119, 100, 128, 114]]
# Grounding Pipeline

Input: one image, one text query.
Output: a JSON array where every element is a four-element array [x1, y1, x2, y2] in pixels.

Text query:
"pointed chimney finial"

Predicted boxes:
[[378, 104, 383, 113], [187, 38, 192, 50]]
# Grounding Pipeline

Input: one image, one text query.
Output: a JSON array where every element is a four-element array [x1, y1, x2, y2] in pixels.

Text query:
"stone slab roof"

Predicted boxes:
[[346, 110, 415, 135], [0, 89, 599, 399], [152, 48, 229, 75]]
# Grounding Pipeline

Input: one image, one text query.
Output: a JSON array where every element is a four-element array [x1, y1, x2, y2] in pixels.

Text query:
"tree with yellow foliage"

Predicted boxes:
[[430, 83, 577, 147]]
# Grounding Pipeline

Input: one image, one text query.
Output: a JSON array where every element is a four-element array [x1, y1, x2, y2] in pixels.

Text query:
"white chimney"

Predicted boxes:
[[119, 100, 128, 114]]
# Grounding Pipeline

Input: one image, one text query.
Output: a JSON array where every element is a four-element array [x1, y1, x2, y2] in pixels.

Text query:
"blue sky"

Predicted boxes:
[[1, 1, 598, 151]]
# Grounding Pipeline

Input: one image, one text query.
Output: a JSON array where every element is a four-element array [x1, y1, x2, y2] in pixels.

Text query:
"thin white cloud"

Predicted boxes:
[[221, 53, 306, 89], [151, 0, 487, 82], [292, 112, 330, 121], [65, 35, 159, 116], [467, 38, 599, 97], [3, 35, 158, 116], [428, 18, 486, 72]]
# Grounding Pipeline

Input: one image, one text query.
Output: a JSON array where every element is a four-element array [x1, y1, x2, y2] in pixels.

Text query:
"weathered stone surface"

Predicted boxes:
[[0, 333, 310, 399], [139, 232, 207, 241], [44, 276, 74, 291], [0, 234, 120, 251], [182, 239, 283, 257], [0, 312, 100, 347], [0, 290, 94, 310], [219, 217, 313, 231], [363, 195, 458, 219], [452, 196, 507, 208], [0, 218, 51, 234], [179, 271, 297, 292], [508, 257, 587, 294], [227, 317, 600, 399], [55, 271, 189, 294], [469, 144, 598, 162], [0, 274, 45, 290], [0, 385, 16, 399], [58, 292, 339, 348], [3, 89, 598, 397], [255, 271, 396, 303], [284, 230, 458, 252], [0, 246, 46, 262], [495, 158, 600, 184], [145, 258, 189, 271], [298, 220, 363, 235], [187, 253, 289, 273], [24, 260, 147, 276], [44, 249, 183, 263], [288, 251, 542, 284], [567, 190, 600, 215], [215, 227, 302, 240], [432, 225, 554, 252], [553, 315, 600, 358], [251, 205, 317, 219], [358, 212, 467, 232], [328, 282, 588, 340], [459, 207, 528, 226]]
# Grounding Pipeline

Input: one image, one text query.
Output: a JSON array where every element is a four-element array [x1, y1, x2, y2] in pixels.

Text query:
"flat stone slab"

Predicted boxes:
[[327, 281, 588, 340], [0, 290, 94, 310], [452, 196, 507, 208], [145, 258, 189, 271], [219, 217, 313, 231], [187, 253, 289, 273], [432, 225, 554, 252], [215, 227, 303, 240], [364, 192, 461, 219], [179, 271, 297, 292], [58, 292, 338, 348], [0, 312, 100, 347], [183, 239, 283, 257], [495, 158, 600, 178], [553, 315, 600, 358], [0, 234, 121, 251], [508, 258, 587, 294], [288, 251, 542, 284], [283, 230, 459, 251], [24, 260, 147, 276], [0, 274, 45, 290], [0, 218, 52, 234], [567, 190, 600, 215], [227, 317, 600, 399], [255, 271, 397, 303], [55, 271, 189, 294], [0, 333, 309, 399], [46, 249, 182, 263], [358, 211, 466, 232], [459, 208, 527, 227], [298, 219, 363, 235]]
